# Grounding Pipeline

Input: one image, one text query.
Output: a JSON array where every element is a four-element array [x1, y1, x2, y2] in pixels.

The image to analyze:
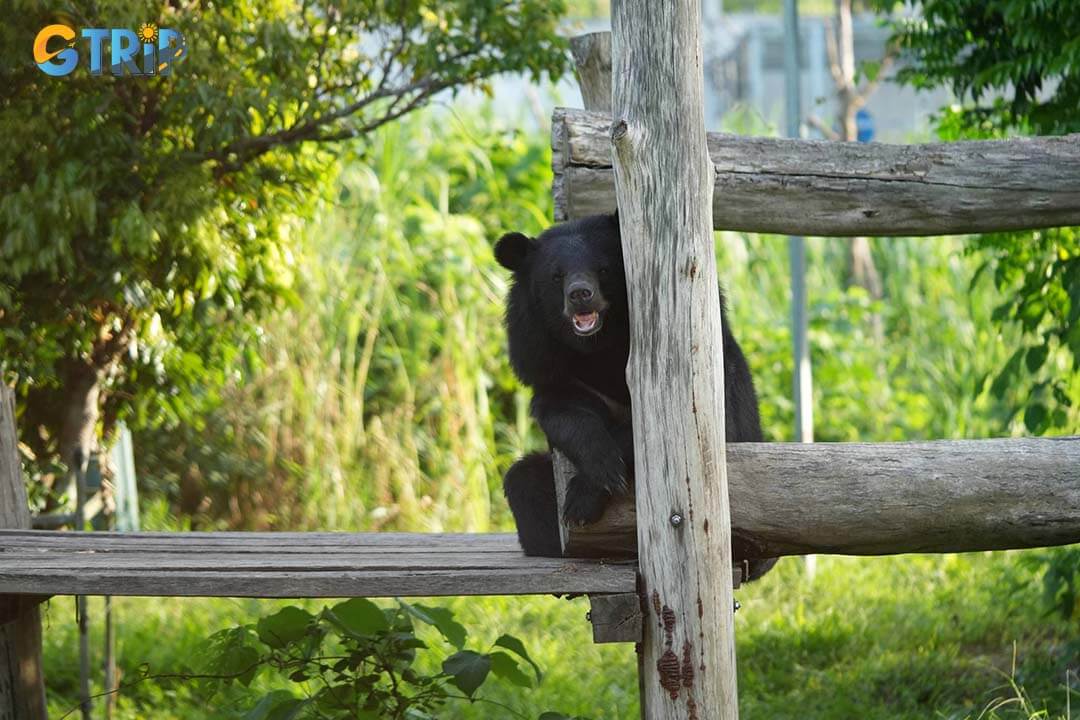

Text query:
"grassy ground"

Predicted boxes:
[[42, 550, 1076, 719]]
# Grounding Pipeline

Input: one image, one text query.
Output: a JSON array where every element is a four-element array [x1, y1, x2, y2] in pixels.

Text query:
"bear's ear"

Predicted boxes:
[[494, 232, 533, 271]]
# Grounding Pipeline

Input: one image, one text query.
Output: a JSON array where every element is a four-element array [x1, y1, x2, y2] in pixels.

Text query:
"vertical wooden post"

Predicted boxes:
[[74, 462, 91, 720], [0, 386, 48, 720], [610, 1, 739, 718], [553, 31, 626, 558], [570, 32, 612, 114]]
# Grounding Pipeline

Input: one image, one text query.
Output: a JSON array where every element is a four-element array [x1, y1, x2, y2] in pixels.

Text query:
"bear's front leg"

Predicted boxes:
[[532, 391, 628, 527]]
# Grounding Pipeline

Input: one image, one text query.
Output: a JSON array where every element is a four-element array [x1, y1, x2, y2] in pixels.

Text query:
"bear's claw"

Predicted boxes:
[[562, 481, 611, 527]]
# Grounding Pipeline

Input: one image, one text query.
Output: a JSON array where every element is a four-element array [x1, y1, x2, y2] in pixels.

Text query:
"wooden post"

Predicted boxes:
[[0, 386, 48, 720], [552, 30, 635, 559], [611, 1, 739, 717], [570, 33, 612, 114]]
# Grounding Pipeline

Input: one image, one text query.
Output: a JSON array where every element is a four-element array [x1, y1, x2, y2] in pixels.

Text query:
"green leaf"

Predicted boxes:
[[990, 347, 1026, 398], [442, 650, 491, 697], [326, 598, 390, 637], [205, 626, 262, 686], [1026, 344, 1049, 373], [256, 607, 314, 649], [494, 634, 542, 684], [244, 691, 308, 720], [1024, 402, 1049, 434], [406, 603, 467, 648], [489, 651, 532, 688]]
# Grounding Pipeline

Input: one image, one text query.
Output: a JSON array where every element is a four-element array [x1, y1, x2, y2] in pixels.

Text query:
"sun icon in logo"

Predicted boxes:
[[138, 23, 158, 44]]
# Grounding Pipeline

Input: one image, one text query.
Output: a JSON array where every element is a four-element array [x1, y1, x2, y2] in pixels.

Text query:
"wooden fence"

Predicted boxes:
[[3, 6, 1080, 719]]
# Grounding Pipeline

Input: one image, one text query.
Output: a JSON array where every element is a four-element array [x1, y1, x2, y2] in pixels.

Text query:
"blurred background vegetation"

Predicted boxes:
[[2, 0, 1078, 718]]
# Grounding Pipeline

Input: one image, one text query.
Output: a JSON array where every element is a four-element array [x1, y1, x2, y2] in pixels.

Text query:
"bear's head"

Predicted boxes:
[[495, 213, 627, 354]]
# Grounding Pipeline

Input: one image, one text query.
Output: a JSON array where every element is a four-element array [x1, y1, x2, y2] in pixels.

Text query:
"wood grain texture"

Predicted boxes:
[[570, 32, 612, 114], [552, 107, 1080, 236], [0, 386, 47, 720], [0, 531, 636, 598], [588, 593, 642, 644], [611, 1, 740, 717], [540, 438, 1080, 560]]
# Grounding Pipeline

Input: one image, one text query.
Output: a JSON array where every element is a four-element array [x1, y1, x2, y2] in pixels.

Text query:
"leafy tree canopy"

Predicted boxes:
[[0, 0, 568, 474], [874, 0, 1080, 135]]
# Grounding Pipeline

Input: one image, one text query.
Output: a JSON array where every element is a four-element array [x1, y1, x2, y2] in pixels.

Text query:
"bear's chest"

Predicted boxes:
[[569, 349, 631, 408]]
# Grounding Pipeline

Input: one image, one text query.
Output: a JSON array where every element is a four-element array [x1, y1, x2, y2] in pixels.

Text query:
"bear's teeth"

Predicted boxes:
[[573, 312, 598, 332]]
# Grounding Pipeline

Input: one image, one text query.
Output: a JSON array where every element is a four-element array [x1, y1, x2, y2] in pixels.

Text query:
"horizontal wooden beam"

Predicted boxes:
[[552, 108, 1080, 237], [562, 437, 1080, 559], [0, 531, 636, 598]]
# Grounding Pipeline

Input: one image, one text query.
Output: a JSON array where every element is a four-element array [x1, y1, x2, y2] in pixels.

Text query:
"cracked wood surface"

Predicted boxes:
[[552, 108, 1080, 236]]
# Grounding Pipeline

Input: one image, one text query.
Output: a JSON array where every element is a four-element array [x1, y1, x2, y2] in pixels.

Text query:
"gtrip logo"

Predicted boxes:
[[34, 23, 186, 77]]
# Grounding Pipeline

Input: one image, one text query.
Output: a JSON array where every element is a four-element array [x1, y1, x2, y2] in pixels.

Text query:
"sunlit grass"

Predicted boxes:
[[43, 551, 1076, 719]]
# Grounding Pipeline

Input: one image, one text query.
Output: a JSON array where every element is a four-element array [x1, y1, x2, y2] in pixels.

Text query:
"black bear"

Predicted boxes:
[[496, 212, 775, 580]]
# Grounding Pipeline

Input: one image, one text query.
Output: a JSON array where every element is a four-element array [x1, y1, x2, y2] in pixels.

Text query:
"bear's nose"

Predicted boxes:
[[568, 283, 593, 303]]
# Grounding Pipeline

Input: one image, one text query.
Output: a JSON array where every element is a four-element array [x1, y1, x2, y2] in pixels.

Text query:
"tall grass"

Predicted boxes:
[[135, 109, 550, 532]]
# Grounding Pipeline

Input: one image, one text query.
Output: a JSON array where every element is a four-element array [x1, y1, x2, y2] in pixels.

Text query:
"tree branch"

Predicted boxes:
[[823, 17, 847, 91], [200, 45, 480, 175], [805, 114, 840, 140]]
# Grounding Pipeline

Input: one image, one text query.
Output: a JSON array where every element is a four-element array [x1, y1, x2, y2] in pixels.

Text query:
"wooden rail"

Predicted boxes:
[[0, 530, 636, 598], [560, 437, 1080, 559], [553, 107, 1080, 236]]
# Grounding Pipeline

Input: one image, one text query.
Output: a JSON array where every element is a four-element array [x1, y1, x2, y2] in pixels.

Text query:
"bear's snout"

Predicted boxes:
[[566, 280, 594, 304]]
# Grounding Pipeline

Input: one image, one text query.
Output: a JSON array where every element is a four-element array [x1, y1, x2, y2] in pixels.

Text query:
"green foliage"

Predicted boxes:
[[42, 552, 1077, 719], [720, 233, 1020, 442], [965, 227, 1080, 435], [194, 598, 565, 720], [0, 0, 568, 473], [873, 0, 1080, 135], [1019, 548, 1080, 623]]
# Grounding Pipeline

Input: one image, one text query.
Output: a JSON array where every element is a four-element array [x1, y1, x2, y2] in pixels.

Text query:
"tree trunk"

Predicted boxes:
[[0, 386, 48, 720], [59, 362, 102, 475], [832, 0, 884, 335], [611, 0, 739, 717]]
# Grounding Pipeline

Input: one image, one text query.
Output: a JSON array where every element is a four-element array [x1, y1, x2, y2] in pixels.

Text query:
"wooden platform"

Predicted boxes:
[[0, 530, 637, 598]]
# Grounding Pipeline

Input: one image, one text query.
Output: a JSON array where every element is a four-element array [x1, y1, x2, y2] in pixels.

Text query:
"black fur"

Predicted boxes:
[[497, 213, 774, 580]]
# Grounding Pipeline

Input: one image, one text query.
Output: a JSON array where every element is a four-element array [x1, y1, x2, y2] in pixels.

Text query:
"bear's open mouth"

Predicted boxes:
[[572, 311, 601, 336]]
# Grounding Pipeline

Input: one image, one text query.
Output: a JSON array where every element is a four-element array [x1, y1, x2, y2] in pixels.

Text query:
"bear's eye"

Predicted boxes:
[[598, 267, 610, 278], [552, 271, 564, 282]]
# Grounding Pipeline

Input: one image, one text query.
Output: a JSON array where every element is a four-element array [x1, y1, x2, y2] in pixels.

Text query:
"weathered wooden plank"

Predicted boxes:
[[558, 437, 1080, 560], [0, 531, 636, 598], [611, 0, 741, 716], [0, 387, 47, 720], [0, 552, 555, 571], [0, 531, 539, 551], [0, 567, 636, 599], [553, 107, 1080, 236]]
